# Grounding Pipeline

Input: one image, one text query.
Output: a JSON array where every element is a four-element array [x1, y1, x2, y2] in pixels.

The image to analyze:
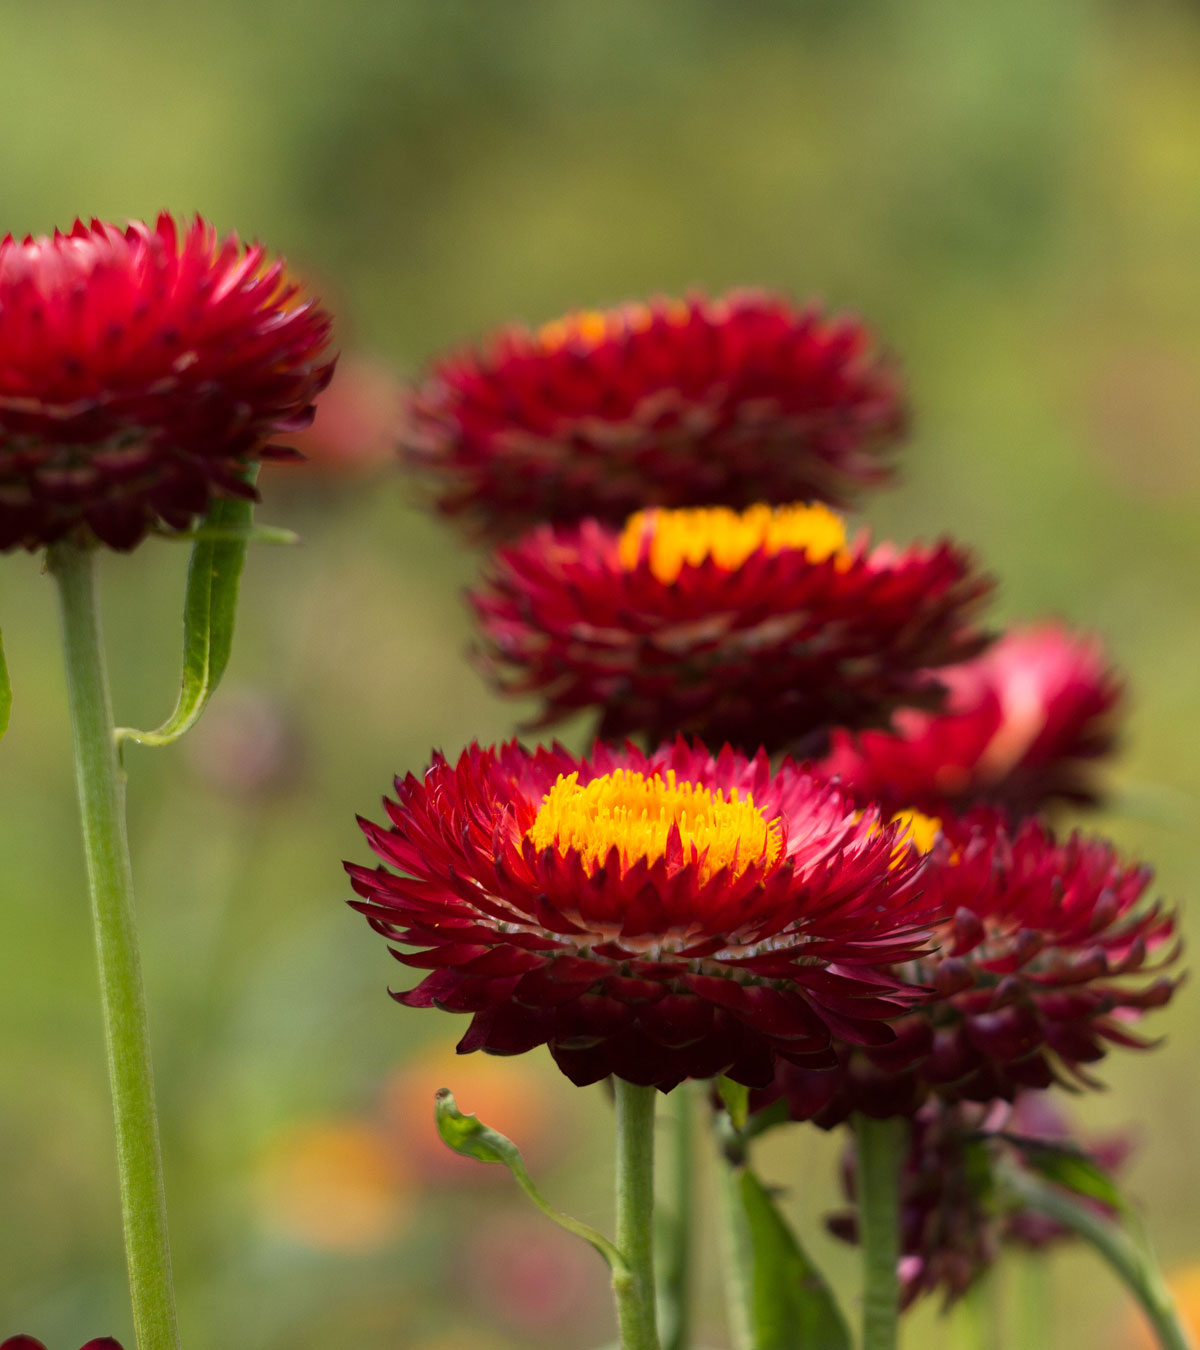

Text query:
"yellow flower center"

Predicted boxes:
[[536, 300, 690, 353], [888, 808, 942, 858], [526, 769, 783, 885], [617, 502, 849, 585]]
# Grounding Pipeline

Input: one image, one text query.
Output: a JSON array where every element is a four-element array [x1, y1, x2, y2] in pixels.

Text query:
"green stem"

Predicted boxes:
[[658, 1086, 694, 1350], [715, 1150, 754, 1350], [1003, 1167, 1193, 1350], [47, 541, 180, 1350], [614, 1078, 662, 1350], [854, 1114, 907, 1350], [1011, 1254, 1051, 1350]]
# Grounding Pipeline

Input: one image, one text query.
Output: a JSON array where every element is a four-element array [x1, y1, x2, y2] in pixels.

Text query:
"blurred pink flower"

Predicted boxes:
[[820, 622, 1123, 818], [280, 354, 400, 478], [463, 1210, 607, 1336]]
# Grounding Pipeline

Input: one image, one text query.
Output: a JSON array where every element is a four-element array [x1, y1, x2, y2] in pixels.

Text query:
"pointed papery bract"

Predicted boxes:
[[346, 738, 945, 1091], [755, 807, 1181, 1125], [820, 623, 1124, 818], [0, 214, 335, 550], [472, 504, 992, 754], [399, 289, 906, 538]]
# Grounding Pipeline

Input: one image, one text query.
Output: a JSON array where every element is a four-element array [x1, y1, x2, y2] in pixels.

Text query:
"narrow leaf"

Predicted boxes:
[[434, 1089, 627, 1275], [177, 521, 300, 546], [0, 627, 10, 740], [116, 485, 257, 748], [740, 1167, 852, 1350], [1012, 1139, 1126, 1215]]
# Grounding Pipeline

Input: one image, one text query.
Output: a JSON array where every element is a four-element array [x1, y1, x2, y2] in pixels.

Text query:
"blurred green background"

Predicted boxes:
[[1, 1, 1199, 1346]]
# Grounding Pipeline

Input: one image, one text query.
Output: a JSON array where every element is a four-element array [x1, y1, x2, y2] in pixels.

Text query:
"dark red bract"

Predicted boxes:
[[0, 213, 334, 550], [346, 738, 944, 1091], [472, 512, 991, 754], [820, 623, 1124, 818], [756, 809, 1180, 1125], [399, 290, 906, 538]]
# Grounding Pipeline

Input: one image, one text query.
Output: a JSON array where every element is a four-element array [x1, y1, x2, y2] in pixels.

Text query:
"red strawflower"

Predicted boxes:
[[826, 1094, 1135, 1309], [820, 623, 1124, 818], [346, 738, 945, 1091], [399, 290, 906, 538], [0, 213, 334, 551], [1, 1340, 124, 1350], [472, 502, 992, 754], [755, 808, 1180, 1126]]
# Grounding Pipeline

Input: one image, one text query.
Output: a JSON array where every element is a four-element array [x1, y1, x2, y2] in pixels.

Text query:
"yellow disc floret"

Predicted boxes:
[[537, 309, 612, 352], [526, 769, 783, 885], [888, 808, 942, 857], [618, 502, 849, 584]]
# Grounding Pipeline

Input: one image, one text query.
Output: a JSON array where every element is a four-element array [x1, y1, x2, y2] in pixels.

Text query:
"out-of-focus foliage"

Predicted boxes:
[[1, 2, 1198, 1347]]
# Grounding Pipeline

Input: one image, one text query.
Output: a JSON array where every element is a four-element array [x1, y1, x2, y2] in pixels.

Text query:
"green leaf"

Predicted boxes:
[[116, 484, 259, 748], [719, 1076, 750, 1131], [0, 627, 10, 741], [175, 521, 300, 547], [1012, 1138, 1126, 1215], [434, 1089, 627, 1275], [743, 1096, 791, 1143], [739, 1167, 852, 1350]]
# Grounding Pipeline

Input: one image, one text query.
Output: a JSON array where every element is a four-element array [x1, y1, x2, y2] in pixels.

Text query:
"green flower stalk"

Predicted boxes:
[[0, 213, 333, 1345], [49, 540, 179, 1350]]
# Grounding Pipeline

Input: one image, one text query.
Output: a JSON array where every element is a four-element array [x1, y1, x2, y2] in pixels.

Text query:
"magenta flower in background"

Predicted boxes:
[[819, 622, 1124, 818]]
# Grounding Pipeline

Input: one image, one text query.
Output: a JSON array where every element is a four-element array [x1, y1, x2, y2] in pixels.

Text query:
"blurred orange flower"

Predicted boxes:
[[382, 1039, 565, 1181], [254, 1118, 411, 1251], [1120, 1265, 1200, 1349]]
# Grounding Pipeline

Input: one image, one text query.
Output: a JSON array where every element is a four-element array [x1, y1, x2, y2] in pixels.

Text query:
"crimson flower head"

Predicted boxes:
[[756, 808, 1181, 1126], [1, 1340, 124, 1350], [399, 289, 906, 538], [346, 738, 945, 1091], [472, 502, 992, 754], [0, 213, 334, 551], [820, 623, 1124, 818]]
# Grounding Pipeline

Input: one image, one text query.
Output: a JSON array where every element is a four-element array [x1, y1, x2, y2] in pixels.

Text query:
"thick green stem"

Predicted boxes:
[[715, 1150, 754, 1350], [1012, 1255, 1051, 1350], [48, 541, 180, 1350], [854, 1114, 907, 1350], [614, 1078, 662, 1350], [658, 1086, 694, 1350], [1004, 1167, 1194, 1350]]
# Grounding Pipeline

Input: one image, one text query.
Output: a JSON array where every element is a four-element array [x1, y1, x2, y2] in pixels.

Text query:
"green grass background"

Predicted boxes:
[[1, 2, 1199, 1346]]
